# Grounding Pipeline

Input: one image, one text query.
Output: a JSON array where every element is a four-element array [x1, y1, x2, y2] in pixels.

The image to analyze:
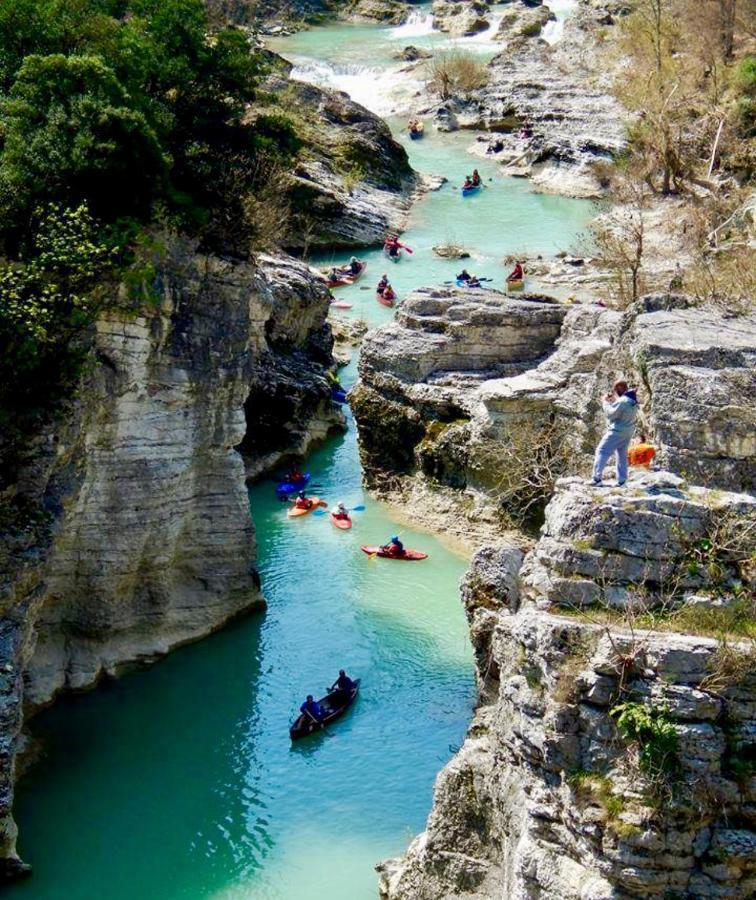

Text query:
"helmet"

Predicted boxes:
[[298, 490, 306, 499], [350, 256, 357, 262], [391, 535, 399, 542], [337, 500, 345, 507]]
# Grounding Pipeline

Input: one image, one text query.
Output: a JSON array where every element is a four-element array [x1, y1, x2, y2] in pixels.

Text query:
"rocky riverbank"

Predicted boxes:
[[378, 470, 756, 899], [0, 240, 342, 880]]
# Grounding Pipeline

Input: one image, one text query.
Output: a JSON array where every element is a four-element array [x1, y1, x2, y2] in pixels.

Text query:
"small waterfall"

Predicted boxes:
[[542, 0, 577, 45], [288, 59, 409, 115], [389, 8, 436, 39]]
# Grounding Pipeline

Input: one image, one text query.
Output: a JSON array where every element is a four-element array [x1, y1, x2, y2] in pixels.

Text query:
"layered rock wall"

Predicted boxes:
[[380, 474, 756, 899], [0, 241, 340, 878]]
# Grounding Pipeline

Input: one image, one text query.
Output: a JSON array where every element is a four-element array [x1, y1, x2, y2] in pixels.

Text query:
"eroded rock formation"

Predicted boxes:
[[0, 240, 341, 879], [379, 473, 756, 898]]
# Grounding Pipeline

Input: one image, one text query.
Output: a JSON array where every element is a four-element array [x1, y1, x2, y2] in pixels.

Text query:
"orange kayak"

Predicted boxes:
[[330, 511, 353, 530], [288, 498, 325, 518]]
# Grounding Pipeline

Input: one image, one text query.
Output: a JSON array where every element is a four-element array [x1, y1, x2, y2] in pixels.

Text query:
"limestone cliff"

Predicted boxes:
[[379, 473, 756, 899], [0, 239, 340, 879], [351, 289, 755, 545]]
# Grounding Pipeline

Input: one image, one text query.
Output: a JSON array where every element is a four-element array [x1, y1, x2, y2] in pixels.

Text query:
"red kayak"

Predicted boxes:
[[326, 261, 367, 288], [361, 545, 428, 561], [377, 291, 396, 308], [330, 511, 353, 530]]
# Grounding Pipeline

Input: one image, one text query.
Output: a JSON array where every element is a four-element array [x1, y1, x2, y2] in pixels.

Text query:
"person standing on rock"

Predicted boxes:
[[590, 380, 638, 487]]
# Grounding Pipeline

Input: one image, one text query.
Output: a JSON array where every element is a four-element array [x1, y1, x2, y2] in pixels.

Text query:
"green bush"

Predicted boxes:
[[611, 701, 681, 782], [0, 202, 116, 428]]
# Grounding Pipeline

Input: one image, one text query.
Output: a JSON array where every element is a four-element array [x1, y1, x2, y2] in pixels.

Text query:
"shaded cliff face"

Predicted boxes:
[[380, 474, 756, 899], [0, 239, 340, 878]]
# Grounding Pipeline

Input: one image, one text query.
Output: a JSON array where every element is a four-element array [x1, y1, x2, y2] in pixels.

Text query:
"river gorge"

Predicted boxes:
[[1, 2, 754, 899]]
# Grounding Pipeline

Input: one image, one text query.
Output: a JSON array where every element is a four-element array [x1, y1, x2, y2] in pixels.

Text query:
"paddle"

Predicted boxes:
[[314, 503, 364, 517], [303, 707, 331, 735], [443, 277, 493, 285]]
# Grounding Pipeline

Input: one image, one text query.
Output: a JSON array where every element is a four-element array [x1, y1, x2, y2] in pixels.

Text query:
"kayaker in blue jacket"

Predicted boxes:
[[383, 535, 404, 556], [591, 381, 638, 487], [300, 695, 324, 722]]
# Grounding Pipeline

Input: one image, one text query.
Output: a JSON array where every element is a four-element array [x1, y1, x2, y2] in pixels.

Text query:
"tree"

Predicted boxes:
[[0, 53, 167, 227]]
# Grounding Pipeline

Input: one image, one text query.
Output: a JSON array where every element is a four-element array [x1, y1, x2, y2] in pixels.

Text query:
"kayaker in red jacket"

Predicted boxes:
[[507, 262, 524, 282], [294, 491, 313, 510]]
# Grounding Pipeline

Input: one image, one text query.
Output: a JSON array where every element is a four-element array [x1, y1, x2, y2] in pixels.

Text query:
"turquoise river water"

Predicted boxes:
[[8, 9, 591, 900]]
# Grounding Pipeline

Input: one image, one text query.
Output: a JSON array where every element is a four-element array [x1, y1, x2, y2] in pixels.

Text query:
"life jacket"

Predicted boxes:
[[296, 497, 311, 509]]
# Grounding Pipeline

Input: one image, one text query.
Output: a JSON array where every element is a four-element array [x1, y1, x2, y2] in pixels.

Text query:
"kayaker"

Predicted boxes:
[[507, 261, 524, 282], [294, 490, 314, 510], [347, 256, 361, 275], [329, 266, 341, 281], [300, 695, 324, 722], [382, 285, 396, 302], [462, 176, 473, 190], [377, 273, 389, 292], [330, 669, 355, 699], [468, 276, 481, 288], [472, 169, 481, 186], [457, 269, 471, 282], [332, 501, 350, 521], [383, 535, 404, 557], [590, 381, 639, 487]]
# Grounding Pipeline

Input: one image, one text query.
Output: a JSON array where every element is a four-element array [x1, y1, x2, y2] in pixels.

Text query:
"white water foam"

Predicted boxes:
[[288, 59, 422, 116], [542, 0, 577, 45], [389, 9, 436, 39]]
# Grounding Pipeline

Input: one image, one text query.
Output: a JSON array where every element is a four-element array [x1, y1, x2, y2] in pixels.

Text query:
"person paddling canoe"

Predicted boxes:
[[471, 169, 481, 186], [329, 669, 355, 703], [300, 695, 324, 724]]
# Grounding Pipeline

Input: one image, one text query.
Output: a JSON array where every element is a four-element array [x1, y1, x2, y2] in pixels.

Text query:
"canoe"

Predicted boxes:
[[290, 679, 361, 740], [507, 279, 524, 292], [325, 261, 367, 288], [275, 472, 311, 496], [331, 387, 347, 404], [409, 129, 423, 140], [287, 497, 326, 518], [361, 545, 428, 561], [456, 279, 482, 288], [330, 511, 353, 530], [461, 183, 481, 196]]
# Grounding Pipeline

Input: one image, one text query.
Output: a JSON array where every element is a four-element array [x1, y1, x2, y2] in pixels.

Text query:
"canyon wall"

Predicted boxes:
[[379, 475, 756, 899], [0, 240, 340, 879]]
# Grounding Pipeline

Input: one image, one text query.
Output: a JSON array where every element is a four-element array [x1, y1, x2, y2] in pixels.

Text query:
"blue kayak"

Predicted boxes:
[[331, 387, 347, 404], [461, 184, 481, 196], [275, 473, 311, 496]]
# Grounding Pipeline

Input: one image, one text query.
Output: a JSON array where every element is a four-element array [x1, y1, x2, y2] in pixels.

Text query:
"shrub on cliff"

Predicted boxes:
[[0, 203, 116, 438]]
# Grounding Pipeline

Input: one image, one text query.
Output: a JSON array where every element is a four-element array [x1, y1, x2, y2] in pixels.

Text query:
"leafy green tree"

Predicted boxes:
[[0, 53, 167, 229]]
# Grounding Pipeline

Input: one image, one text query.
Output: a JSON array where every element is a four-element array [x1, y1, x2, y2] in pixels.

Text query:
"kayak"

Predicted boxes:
[[377, 292, 396, 308], [331, 387, 347, 404], [384, 245, 402, 262], [275, 472, 310, 496], [361, 545, 428, 561], [456, 279, 482, 288], [461, 184, 481, 196], [289, 679, 360, 740], [331, 300, 352, 309], [325, 261, 367, 288], [507, 279, 524, 292], [330, 511, 353, 530], [287, 497, 326, 518]]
